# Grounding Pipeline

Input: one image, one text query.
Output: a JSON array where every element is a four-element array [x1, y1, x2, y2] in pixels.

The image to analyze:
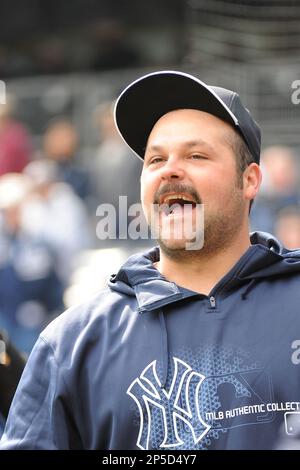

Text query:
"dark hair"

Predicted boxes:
[[231, 130, 256, 212]]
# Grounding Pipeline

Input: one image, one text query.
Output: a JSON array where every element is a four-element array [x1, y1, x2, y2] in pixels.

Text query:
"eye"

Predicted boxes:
[[148, 156, 165, 164], [189, 154, 207, 160]]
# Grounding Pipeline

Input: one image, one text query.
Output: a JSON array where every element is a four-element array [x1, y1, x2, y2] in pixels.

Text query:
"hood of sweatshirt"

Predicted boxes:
[[108, 231, 300, 311]]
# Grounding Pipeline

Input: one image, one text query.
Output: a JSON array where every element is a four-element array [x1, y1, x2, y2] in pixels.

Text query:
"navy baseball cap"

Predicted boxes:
[[114, 70, 261, 164]]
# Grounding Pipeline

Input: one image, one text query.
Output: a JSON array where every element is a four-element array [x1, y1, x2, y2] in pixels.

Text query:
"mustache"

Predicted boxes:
[[153, 183, 202, 205]]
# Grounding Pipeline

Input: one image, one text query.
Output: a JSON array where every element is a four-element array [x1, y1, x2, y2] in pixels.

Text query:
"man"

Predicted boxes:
[[0, 173, 65, 354], [1, 70, 300, 450], [0, 329, 25, 433], [275, 206, 300, 249], [0, 96, 31, 175]]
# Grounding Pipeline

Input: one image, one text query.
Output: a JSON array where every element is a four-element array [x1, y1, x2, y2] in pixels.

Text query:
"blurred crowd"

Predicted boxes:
[[0, 95, 142, 359], [250, 146, 300, 248]]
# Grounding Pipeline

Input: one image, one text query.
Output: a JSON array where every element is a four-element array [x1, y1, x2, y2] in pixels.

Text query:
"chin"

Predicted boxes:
[[158, 223, 204, 252], [158, 236, 203, 254], [161, 238, 187, 249]]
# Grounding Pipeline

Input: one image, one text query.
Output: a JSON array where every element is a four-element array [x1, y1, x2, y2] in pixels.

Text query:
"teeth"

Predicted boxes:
[[162, 194, 195, 204]]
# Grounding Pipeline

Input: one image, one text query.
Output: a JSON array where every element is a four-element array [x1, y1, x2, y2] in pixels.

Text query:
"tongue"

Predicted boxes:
[[170, 204, 183, 215], [169, 202, 194, 216]]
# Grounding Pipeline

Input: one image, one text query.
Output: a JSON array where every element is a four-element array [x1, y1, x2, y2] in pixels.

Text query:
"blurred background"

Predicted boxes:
[[1, 0, 300, 364]]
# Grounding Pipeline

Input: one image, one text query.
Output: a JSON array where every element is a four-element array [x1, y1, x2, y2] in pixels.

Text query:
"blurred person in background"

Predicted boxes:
[[43, 119, 91, 202], [23, 160, 94, 282], [90, 101, 142, 239], [0, 329, 25, 435], [0, 95, 32, 175], [0, 173, 64, 354], [274, 206, 300, 250], [250, 146, 300, 233]]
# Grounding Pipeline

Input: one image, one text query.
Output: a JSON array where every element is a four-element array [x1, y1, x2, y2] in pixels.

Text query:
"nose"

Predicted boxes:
[[159, 158, 185, 181]]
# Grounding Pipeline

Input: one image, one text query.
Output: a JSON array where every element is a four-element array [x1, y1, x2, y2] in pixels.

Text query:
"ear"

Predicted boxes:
[[243, 163, 262, 202]]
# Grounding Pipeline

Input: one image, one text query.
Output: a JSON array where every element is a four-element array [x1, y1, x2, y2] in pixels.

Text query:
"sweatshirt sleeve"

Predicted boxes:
[[0, 336, 81, 450]]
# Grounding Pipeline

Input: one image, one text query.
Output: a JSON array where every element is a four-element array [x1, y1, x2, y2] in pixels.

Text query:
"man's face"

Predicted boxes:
[[141, 109, 249, 257]]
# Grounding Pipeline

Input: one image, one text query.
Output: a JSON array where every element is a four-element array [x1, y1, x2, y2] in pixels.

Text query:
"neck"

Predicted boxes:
[[155, 230, 251, 295]]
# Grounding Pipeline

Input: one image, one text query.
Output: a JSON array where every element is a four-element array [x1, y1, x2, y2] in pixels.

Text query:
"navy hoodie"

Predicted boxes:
[[1, 232, 300, 450]]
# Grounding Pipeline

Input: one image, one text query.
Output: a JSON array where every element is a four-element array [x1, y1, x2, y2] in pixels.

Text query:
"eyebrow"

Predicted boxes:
[[145, 139, 215, 154]]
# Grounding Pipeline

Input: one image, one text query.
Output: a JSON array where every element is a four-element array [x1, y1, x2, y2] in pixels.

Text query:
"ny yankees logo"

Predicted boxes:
[[127, 357, 210, 449]]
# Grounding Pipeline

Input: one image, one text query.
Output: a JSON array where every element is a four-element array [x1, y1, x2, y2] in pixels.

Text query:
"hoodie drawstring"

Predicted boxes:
[[158, 309, 169, 389], [241, 279, 258, 300]]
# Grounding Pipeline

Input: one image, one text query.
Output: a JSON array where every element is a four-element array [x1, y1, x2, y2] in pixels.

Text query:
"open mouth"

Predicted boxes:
[[159, 193, 197, 216]]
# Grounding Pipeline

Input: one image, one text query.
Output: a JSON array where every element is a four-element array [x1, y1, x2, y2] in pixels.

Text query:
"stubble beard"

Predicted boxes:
[[157, 185, 246, 262]]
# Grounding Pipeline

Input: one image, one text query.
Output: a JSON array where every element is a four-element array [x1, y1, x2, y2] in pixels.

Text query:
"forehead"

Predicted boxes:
[[146, 109, 235, 147]]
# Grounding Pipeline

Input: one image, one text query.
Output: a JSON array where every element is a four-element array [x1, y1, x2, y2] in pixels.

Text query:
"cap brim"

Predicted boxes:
[[114, 70, 238, 160]]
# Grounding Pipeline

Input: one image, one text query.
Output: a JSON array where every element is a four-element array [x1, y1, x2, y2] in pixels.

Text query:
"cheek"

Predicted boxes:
[[140, 173, 154, 220], [198, 171, 238, 206], [140, 174, 147, 204], [140, 171, 156, 204]]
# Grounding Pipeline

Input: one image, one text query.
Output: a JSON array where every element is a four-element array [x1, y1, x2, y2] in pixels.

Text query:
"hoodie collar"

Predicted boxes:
[[109, 232, 300, 313], [110, 246, 200, 313], [239, 232, 300, 279]]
